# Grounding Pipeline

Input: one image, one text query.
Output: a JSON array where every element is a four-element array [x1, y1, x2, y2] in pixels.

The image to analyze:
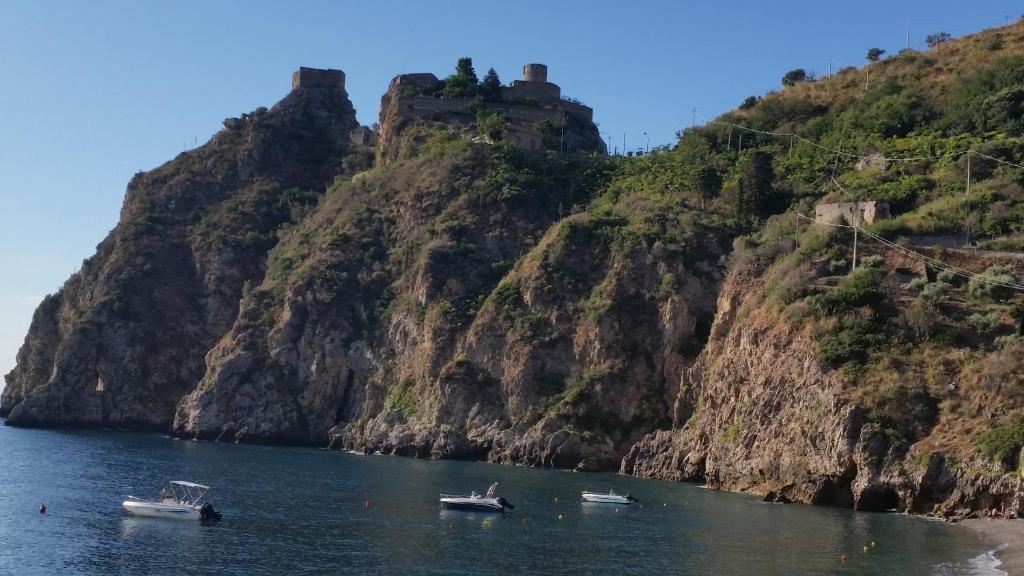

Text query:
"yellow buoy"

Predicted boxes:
[[863, 546, 868, 553]]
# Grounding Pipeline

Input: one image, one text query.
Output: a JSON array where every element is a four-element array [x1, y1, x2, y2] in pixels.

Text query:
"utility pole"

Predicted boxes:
[[623, 133, 626, 156], [966, 151, 971, 198], [828, 58, 832, 78], [906, 19, 911, 51], [852, 224, 859, 272], [852, 207, 864, 272], [692, 107, 696, 128], [643, 131, 649, 153], [965, 151, 972, 246]]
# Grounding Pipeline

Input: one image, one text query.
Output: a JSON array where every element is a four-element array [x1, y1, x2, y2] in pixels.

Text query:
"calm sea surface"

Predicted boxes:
[[0, 423, 1003, 575]]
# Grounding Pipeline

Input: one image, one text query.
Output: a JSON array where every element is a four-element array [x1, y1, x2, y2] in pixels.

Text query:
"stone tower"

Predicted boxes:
[[291, 67, 346, 90], [523, 63, 548, 83]]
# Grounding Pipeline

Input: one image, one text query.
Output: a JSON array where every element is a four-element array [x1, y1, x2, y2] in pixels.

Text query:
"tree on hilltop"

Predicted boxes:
[[867, 48, 885, 62], [479, 68, 502, 101], [441, 57, 480, 98], [782, 68, 807, 87], [926, 32, 952, 48]]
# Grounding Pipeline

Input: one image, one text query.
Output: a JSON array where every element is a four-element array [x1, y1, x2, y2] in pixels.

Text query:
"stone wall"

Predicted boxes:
[[815, 201, 890, 226], [504, 81, 561, 105]]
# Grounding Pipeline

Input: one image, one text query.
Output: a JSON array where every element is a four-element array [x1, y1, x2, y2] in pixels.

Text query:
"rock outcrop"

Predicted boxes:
[[622, 242, 1024, 519], [2, 72, 359, 428]]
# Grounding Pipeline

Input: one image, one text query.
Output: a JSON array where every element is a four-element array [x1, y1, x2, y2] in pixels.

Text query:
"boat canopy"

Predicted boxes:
[[170, 481, 210, 490]]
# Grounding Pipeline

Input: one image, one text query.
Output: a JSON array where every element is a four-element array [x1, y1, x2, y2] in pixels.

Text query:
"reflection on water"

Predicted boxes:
[[0, 424, 1001, 576]]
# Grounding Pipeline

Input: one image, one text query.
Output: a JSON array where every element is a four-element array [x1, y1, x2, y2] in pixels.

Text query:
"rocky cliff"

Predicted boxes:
[[623, 213, 1024, 518], [169, 138, 728, 468], [2, 75, 359, 428]]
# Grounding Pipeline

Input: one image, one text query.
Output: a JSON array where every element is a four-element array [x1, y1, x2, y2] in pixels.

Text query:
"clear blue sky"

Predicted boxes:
[[1, 0, 1020, 381]]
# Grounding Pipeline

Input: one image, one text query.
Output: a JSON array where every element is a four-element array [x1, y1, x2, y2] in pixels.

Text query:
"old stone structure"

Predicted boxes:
[[815, 200, 891, 226], [377, 62, 605, 161], [292, 67, 346, 90]]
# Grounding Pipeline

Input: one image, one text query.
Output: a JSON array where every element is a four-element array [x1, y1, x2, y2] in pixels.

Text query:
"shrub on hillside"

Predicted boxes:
[[967, 311, 1003, 335], [814, 267, 885, 313], [968, 265, 1016, 302], [919, 280, 952, 304], [977, 421, 1024, 470], [818, 316, 887, 368]]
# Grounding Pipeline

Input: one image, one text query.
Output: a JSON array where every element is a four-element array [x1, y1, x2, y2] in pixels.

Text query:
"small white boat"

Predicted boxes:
[[440, 482, 514, 513], [581, 490, 637, 504], [122, 481, 222, 521]]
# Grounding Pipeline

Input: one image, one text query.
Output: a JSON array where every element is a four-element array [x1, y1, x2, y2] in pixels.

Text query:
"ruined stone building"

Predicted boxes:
[[815, 200, 891, 226], [377, 63, 606, 161]]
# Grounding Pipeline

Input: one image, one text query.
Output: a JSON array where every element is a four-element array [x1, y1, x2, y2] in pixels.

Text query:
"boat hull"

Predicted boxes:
[[581, 493, 633, 504], [122, 500, 201, 520], [439, 499, 505, 513]]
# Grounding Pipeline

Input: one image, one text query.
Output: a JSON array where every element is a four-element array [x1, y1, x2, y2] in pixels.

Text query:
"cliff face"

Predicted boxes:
[[622, 223, 1024, 519], [170, 140, 727, 468], [2, 81, 358, 428], [622, 268, 866, 504]]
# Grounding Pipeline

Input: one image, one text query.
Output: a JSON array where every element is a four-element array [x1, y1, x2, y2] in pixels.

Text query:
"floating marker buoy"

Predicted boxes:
[[863, 546, 868, 553], [840, 554, 848, 564], [39, 503, 46, 514], [558, 514, 563, 520], [870, 541, 876, 548], [554, 497, 559, 503], [663, 503, 667, 507], [364, 499, 371, 510]]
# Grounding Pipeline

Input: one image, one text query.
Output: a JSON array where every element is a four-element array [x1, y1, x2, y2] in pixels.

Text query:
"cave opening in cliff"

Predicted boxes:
[[856, 486, 900, 512]]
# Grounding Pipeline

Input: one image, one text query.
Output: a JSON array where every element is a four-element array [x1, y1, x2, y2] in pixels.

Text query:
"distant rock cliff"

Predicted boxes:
[[2, 69, 359, 428]]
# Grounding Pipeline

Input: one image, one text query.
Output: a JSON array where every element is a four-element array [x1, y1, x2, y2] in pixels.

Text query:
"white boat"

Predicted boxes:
[[122, 481, 222, 521], [440, 482, 514, 513], [581, 490, 637, 504]]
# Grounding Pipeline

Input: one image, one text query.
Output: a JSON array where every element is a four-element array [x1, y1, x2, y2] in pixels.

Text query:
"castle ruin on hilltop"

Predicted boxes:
[[291, 67, 346, 90], [377, 62, 606, 161], [279, 63, 606, 163]]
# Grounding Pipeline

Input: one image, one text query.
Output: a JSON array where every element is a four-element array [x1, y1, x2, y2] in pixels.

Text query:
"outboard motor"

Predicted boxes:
[[200, 502, 222, 522], [497, 497, 515, 510], [626, 495, 638, 503]]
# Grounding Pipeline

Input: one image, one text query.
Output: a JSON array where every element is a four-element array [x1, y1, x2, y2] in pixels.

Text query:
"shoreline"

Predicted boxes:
[[959, 518, 1024, 575]]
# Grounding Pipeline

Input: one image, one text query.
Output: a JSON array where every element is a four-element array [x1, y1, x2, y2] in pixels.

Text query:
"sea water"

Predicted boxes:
[[0, 423, 1003, 575]]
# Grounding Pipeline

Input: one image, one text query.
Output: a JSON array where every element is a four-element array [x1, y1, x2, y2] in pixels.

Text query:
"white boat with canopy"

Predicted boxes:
[[122, 481, 222, 521], [439, 482, 514, 513], [581, 490, 637, 504]]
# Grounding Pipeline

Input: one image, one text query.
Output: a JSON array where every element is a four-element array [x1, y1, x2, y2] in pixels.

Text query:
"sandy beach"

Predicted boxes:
[[960, 519, 1024, 575]]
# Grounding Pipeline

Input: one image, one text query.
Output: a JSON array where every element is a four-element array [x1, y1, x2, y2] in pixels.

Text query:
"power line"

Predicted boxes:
[[796, 213, 1024, 291], [697, 113, 971, 162]]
